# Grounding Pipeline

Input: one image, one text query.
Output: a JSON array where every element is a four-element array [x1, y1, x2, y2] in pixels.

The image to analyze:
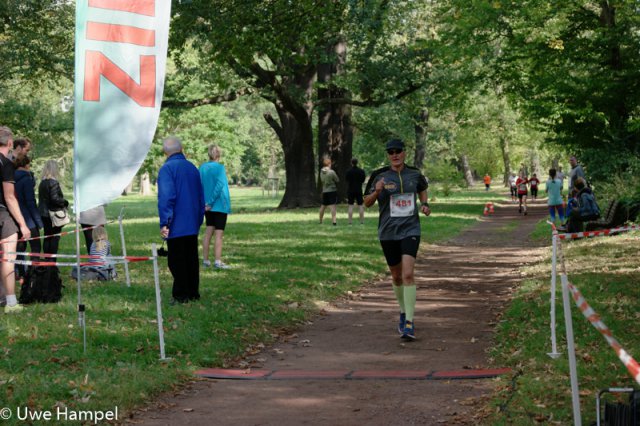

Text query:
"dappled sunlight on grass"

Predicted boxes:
[[1, 186, 487, 419], [487, 231, 640, 424]]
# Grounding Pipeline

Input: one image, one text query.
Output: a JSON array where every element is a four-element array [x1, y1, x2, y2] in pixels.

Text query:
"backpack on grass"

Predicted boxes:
[[71, 265, 115, 281], [19, 266, 63, 304]]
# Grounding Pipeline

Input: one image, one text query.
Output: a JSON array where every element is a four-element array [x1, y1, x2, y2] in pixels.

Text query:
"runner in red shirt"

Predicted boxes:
[[516, 172, 529, 215], [529, 173, 540, 200]]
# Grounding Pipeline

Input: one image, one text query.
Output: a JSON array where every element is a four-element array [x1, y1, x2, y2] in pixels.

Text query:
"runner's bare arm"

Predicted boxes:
[[418, 190, 431, 216], [364, 178, 384, 208]]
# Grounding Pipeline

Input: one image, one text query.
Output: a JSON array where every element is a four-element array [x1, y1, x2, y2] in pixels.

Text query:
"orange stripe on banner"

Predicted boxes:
[[87, 22, 155, 46], [89, 0, 155, 16]]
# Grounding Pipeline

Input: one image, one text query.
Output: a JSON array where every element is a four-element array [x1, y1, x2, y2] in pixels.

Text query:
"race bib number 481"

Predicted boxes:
[[390, 193, 414, 217]]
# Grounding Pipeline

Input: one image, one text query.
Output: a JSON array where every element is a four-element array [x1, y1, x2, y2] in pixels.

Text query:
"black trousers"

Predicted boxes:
[[167, 235, 200, 302], [81, 224, 93, 254], [42, 217, 63, 254]]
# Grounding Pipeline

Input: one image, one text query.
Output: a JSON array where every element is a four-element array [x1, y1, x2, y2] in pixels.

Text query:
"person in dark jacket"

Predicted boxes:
[[38, 159, 69, 254], [15, 156, 43, 278], [565, 177, 599, 233], [345, 158, 366, 225], [158, 136, 205, 304]]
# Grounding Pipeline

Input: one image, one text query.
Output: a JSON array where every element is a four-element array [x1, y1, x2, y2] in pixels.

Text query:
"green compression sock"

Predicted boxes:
[[393, 284, 405, 313], [403, 285, 417, 321]]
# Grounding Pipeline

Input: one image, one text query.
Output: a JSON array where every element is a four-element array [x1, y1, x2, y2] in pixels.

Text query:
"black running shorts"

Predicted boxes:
[[380, 236, 421, 266], [347, 191, 363, 206], [322, 191, 338, 206], [205, 211, 228, 230]]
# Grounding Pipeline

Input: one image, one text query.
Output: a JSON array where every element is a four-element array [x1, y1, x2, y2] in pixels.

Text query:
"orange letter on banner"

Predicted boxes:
[[88, 0, 155, 17], [84, 51, 156, 107], [87, 22, 155, 46]]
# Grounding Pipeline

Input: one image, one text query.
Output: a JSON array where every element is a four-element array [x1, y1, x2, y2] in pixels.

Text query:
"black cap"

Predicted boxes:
[[385, 139, 404, 151]]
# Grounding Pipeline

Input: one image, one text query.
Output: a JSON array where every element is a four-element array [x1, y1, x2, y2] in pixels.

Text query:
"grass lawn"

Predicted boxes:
[[485, 220, 640, 424], [0, 185, 490, 422]]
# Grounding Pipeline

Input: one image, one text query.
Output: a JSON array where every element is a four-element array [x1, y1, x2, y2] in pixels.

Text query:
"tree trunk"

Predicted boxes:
[[530, 149, 541, 178], [264, 102, 317, 208], [140, 172, 152, 195], [460, 154, 474, 187], [498, 135, 511, 186], [317, 40, 352, 201], [413, 108, 428, 170], [121, 179, 134, 195]]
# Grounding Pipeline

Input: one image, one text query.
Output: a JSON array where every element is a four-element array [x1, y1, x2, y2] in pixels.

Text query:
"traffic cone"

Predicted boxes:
[[488, 202, 495, 214]]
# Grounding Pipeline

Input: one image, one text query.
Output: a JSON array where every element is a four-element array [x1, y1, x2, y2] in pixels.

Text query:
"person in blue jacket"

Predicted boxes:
[[157, 136, 205, 304], [14, 156, 43, 280], [199, 145, 232, 269]]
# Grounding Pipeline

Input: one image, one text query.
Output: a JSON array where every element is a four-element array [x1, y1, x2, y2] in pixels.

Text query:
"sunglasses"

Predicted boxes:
[[387, 149, 403, 155]]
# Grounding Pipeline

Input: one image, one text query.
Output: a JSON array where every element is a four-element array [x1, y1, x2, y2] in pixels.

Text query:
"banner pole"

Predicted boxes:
[[118, 207, 131, 287], [151, 243, 167, 360], [74, 174, 86, 354], [548, 234, 561, 359]]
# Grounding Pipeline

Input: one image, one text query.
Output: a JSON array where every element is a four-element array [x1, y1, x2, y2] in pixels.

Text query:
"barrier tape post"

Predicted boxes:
[[556, 239, 582, 425], [561, 272, 582, 425], [548, 233, 561, 359], [151, 243, 167, 360], [118, 208, 131, 287]]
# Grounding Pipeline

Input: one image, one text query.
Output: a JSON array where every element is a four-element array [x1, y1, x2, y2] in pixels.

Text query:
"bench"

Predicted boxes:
[[585, 199, 627, 231]]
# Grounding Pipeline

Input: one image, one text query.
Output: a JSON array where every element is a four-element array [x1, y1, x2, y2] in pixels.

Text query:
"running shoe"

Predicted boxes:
[[397, 312, 406, 334], [202, 259, 211, 268], [5, 304, 24, 314], [401, 320, 416, 341], [518, 206, 522, 213], [214, 261, 231, 270]]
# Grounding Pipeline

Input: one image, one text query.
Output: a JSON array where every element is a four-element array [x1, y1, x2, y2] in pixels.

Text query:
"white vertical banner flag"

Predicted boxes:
[[74, 0, 171, 212]]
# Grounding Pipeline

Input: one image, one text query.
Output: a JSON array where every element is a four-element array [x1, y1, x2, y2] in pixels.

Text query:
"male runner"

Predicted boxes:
[[364, 139, 430, 340]]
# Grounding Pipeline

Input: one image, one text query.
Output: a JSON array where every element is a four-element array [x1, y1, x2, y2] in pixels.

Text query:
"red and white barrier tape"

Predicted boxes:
[[17, 221, 115, 243], [567, 280, 640, 386], [548, 222, 640, 240], [1, 250, 151, 262], [7, 258, 111, 267]]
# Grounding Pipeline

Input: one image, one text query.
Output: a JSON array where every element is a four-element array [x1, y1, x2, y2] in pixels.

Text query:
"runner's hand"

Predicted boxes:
[[375, 178, 385, 192], [420, 205, 431, 216]]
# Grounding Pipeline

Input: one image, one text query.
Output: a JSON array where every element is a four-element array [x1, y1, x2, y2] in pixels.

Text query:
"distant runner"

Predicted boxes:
[[508, 172, 518, 203], [483, 174, 491, 191], [516, 172, 529, 215], [529, 173, 540, 200], [364, 139, 430, 341]]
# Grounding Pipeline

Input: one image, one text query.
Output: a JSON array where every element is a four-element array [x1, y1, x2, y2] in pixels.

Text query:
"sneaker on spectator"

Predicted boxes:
[[202, 260, 211, 268], [401, 320, 416, 341], [5, 304, 24, 314], [397, 312, 406, 335], [214, 261, 231, 270]]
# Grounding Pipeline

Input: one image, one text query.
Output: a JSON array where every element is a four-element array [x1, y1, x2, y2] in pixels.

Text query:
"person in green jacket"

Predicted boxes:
[[319, 157, 339, 226]]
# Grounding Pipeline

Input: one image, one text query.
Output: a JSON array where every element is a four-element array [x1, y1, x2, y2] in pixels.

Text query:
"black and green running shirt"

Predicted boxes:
[[365, 165, 428, 241]]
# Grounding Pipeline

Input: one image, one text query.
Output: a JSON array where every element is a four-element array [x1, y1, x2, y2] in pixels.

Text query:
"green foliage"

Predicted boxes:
[[439, 1, 640, 183]]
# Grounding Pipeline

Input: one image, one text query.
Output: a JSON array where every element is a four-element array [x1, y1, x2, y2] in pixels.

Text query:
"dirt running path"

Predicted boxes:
[[134, 199, 549, 425]]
